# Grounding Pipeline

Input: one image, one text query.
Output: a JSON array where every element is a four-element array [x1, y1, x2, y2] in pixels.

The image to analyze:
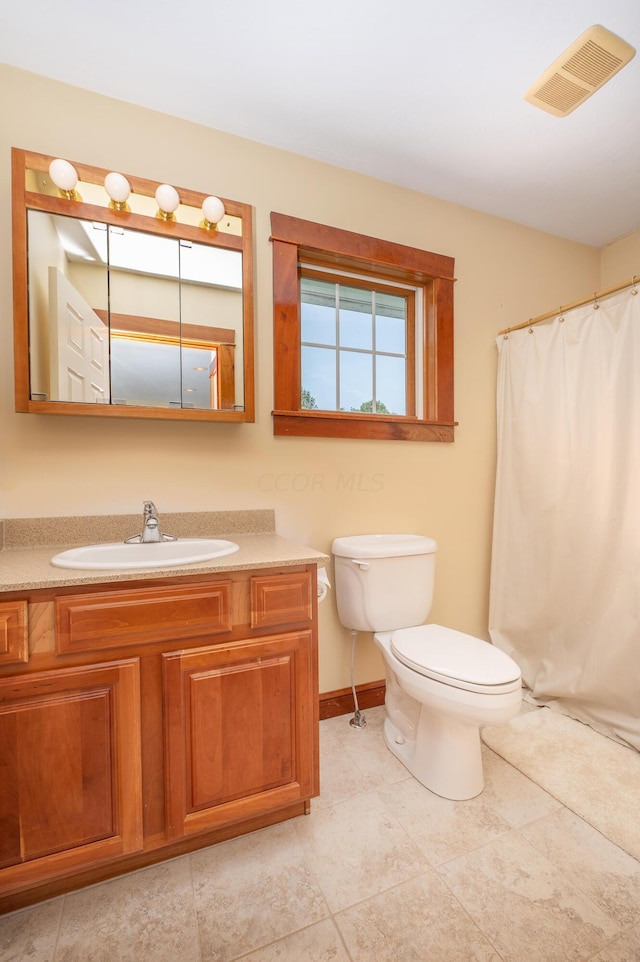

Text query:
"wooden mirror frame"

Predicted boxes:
[[12, 148, 255, 422]]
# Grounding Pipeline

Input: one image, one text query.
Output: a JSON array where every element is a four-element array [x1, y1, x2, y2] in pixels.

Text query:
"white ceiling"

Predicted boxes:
[[2, 0, 640, 248]]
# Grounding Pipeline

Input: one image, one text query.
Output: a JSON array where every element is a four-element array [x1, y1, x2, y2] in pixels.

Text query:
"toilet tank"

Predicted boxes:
[[332, 534, 437, 632]]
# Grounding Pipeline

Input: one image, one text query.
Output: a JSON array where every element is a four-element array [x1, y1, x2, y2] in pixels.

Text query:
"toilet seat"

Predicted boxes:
[[390, 624, 521, 695]]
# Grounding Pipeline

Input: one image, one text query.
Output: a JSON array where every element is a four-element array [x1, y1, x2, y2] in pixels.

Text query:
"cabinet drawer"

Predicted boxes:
[[0, 601, 28, 666], [56, 581, 232, 654], [251, 572, 312, 629]]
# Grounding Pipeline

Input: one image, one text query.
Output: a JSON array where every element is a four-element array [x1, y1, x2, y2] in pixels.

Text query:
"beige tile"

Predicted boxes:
[[55, 857, 200, 962], [236, 919, 351, 961], [340, 715, 411, 788], [191, 820, 328, 962], [294, 790, 430, 913], [317, 710, 408, 807], [377, 774, 512, 865], [589, 924, 640, 961], [319, 712, 361, 738], [4, 701, 635, 962], [0, 898, 63, 962], [316, 727, 378, 808], [481, 747, 563, 827], [439, 831, 622, 962], [520, 808, 640, 925], [335, 871, 502, 962]]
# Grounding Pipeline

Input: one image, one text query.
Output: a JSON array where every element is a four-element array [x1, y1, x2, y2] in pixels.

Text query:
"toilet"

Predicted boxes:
[[331, 534, 522, 800]]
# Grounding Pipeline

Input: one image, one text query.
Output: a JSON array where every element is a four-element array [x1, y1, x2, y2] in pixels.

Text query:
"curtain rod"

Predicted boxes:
[[497, 273, 640, 336]]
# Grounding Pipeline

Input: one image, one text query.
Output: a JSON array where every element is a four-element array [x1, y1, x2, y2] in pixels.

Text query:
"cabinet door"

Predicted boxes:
[[163, 631, 314, 838], [0, 601, 28, 666], [0, 659, 143, 895]]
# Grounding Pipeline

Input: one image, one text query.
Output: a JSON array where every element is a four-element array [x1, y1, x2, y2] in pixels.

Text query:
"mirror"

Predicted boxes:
[[12, 149, 254, 422]]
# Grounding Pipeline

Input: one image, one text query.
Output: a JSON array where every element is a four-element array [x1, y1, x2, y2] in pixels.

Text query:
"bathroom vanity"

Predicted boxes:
[[0, 510, 328, 913]]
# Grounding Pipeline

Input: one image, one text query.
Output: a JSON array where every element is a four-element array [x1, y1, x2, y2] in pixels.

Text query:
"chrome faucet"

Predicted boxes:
[[125, 501, 177, 544]]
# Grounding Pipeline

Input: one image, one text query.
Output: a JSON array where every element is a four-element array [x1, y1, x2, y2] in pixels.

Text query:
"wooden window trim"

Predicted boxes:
[[270, 212, 456, 442]]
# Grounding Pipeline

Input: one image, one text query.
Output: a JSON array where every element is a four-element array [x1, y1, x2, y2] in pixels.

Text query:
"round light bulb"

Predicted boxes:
[[104, 171, 131, 209], [201, 195, 225, 228], [49, 158, 80, 198], [155, 183, 180, 220]]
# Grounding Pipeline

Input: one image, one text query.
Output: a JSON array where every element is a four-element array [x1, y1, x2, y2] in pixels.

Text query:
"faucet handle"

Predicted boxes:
[[143, 500, 158, 518]]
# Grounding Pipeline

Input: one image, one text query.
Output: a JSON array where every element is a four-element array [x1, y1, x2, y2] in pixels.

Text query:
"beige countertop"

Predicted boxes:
[[0, 510, 329, 592]]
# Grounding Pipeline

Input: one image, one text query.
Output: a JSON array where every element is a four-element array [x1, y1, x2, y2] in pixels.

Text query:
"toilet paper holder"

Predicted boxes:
[[317, 566, 331, 602]]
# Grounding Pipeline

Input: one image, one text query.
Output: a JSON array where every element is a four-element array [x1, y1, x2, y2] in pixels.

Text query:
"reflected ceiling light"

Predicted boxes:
[[200, 195, 225, 230], [155, 183, 180, 221], [49, 158, 82, 201], [104, 172, 131, 211]]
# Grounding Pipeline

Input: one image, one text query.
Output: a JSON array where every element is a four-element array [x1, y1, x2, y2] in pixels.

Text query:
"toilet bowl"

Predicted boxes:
[[375, 626, 521, 799], [332, 534, 522, 800]]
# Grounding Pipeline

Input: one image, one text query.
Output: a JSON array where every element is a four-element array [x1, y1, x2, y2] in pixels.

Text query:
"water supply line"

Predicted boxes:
[[349, 628, 366, 729]]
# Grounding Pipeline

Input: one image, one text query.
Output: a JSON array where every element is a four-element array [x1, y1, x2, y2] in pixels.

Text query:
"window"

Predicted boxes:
[[270, 213, 456, 442], [300, 274, 415, 416]]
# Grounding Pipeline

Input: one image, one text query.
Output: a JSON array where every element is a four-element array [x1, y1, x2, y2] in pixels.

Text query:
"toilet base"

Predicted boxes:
[[374, 629, 521, 801], [383, 708, 484, 800]]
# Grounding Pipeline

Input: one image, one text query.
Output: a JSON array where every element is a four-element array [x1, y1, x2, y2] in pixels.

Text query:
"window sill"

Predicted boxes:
[[272, 410, 456, 442]]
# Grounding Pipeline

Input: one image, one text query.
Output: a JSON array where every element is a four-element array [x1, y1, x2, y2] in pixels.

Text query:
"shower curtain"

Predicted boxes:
[[489, 287, 640, 751]]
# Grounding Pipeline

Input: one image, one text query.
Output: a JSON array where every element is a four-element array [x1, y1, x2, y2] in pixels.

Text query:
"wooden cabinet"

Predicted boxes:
[[0, 601, 28, 666], [0, 659, 143, 898], [163, 629, 314, 838], [0, 565, 318, 911], [251, 571, 313, 629]]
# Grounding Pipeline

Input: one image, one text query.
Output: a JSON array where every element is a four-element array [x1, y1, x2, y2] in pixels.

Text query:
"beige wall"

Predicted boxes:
[[0, 65, 604, 693], [601, 229, 640, 287]]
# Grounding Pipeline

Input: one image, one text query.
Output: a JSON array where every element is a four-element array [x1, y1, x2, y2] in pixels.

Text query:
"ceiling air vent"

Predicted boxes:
[[525, 25, 635, 117]]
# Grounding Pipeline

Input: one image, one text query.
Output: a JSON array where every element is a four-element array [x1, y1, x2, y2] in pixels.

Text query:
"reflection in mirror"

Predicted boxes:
[[27, 213, 244, 410], [28, 212, 110, 403], [14, 149, 254, 422]]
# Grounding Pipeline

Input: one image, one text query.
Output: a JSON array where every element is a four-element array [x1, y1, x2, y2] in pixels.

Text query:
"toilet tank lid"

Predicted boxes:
[[332, 534, 437, 559]]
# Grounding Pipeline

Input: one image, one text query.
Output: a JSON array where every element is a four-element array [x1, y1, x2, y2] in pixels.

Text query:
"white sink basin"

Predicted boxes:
[[51, 538, 240, 570]]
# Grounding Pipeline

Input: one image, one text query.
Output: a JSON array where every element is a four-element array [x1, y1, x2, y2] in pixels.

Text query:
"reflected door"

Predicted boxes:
[[49, 268, 110, 403]]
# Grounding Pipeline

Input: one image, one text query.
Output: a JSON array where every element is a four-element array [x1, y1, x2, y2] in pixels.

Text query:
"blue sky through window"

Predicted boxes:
[[301, 277, 407, 414]]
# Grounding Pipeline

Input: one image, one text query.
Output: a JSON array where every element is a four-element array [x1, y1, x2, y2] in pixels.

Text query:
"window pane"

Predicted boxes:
[[376, 354, 406, 415], [300, 272, 412, 417], [302, 345, 337, 410], [301, 278, 336, 346], [301, 276, 335, 304], [339, 286, 372, 350], [340, 350, 372, 412], [111, 340, 181, 407], [181, 347, 216, 410], [376, 293, 406, 354]]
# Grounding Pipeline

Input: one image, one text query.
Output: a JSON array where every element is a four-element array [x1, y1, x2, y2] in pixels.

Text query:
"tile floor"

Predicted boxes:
[[1, 705, 639, 961]]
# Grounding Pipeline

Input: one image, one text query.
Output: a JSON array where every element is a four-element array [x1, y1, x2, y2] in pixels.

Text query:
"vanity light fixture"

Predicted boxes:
[[200, 195, 226, 230], [48, 158, 82, 201], [104, 171, 132, 211], [155, 183, 180, 221]]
